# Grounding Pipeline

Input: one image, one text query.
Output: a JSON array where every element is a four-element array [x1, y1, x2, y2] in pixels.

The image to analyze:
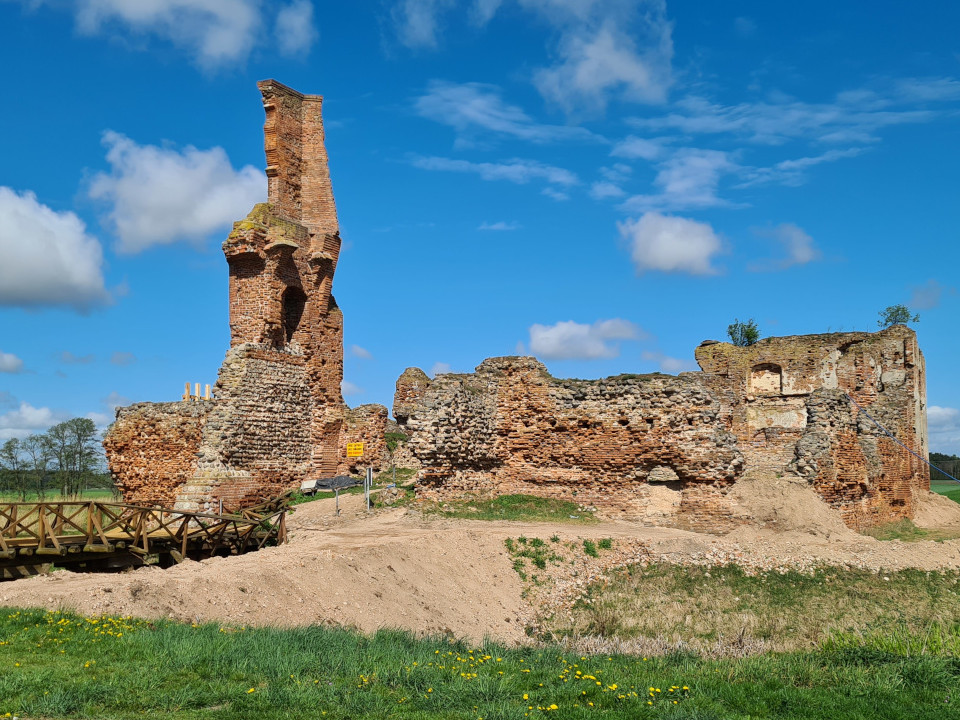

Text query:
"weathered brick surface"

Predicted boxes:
[[396, 327, 928, 531], [337, 404, 390, 475], [106, 80, 361, 511]]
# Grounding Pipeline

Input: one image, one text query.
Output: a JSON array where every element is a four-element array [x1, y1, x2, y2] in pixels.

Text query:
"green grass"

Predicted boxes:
[[930, 480, 960, 504], [0, 607, 958, 719], [550, 564, 960, 656], [0, 488, 119, 503], [863, 518, 960, 542], [420, 494, 597, 523]]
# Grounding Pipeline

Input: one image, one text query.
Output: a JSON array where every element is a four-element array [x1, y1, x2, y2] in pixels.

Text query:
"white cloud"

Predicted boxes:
[[111, 351, 137, 366], [392, 0, 454, 48], [618, 212, 723, 275], [411, 156, 578, 187], [611, 135, 669, 160], [621, 148, 735, 211], [0, 187, 110, 312], [748, 223, 821, 272], [59, 351, 95, 365], [341, 380, 363, 396], [533, 16, 673, 113], [641, 350, 695, 374], [589, 181, 625, 200], [0, 352, 24, 374], [349, 345, 373, 359], [415, 81, 599, 146], [74, 0, 262, 69], [429, 362, 453, 377], [478, 221, 521, 231], [395, 0, 672, 112], [529, 318, 644, 360], [600, 164, 632, 182], [739, 148, 865, 188], [0, 402, 70, 441], [85, 411, 114, 428], [628, 82, 950, 145], [90, 131, 265, 253], [928, 405, 960, 455], [909, 279, 953, 311], [275, 0, 317, 56]]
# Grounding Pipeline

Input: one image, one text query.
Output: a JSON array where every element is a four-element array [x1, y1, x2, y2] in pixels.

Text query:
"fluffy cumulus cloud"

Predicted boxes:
[[57, 0, 318, 69], [749, 223, 821, 272], [102, 391, 131, 410], [349, 345, 373, 359], [392, 0, 455, 48], [0, 352, 24, 374], [0, 402, 71, 441], [528, 318, 644, 360], [59, 351, 95, 365], [0, 187, 110, 312], [411, 156, 578, 187], [928, 406, 960, 456], [90, 131, 265, 253], [618, 211, 723, 275]]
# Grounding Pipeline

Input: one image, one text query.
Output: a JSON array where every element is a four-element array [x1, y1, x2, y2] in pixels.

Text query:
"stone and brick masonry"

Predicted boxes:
[[104, 81, 931, 531], [104, 81, 388, 511], [394, 326, 929, 531]]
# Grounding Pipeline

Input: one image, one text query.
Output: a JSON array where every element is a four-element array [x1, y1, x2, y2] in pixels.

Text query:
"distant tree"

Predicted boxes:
[[21, 434, 52, 499], [878, 304, 919, 328], [727, 318, 760, 347], [47, 418, 100, 497], [0, 438, 28, 500]]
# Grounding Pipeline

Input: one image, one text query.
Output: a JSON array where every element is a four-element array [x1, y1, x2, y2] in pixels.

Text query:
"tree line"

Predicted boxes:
[[0, 418, 113, 500]]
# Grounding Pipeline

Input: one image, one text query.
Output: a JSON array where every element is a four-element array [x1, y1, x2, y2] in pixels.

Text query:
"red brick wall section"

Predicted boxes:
[[103, 402, 210, 506]]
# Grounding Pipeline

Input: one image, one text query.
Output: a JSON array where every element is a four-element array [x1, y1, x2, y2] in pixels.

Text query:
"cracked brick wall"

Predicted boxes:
[[395, 326, 928, 531]]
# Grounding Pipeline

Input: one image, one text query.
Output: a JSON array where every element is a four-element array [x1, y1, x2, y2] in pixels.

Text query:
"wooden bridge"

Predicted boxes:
[[0, 495, 290, 580]]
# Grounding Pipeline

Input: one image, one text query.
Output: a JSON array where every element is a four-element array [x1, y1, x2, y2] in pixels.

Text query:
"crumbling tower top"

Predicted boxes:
[[257, 79, 340, 244]]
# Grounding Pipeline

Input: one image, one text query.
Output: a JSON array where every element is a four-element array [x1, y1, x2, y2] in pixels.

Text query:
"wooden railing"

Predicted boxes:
[[0, 494, 290, 578]]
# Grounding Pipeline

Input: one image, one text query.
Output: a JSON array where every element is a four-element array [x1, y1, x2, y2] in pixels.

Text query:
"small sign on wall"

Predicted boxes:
[[346, 442, 364, 458]]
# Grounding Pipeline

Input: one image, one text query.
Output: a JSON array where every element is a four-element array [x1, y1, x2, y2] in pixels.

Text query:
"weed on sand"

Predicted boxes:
[[0, 607, 957, 719]]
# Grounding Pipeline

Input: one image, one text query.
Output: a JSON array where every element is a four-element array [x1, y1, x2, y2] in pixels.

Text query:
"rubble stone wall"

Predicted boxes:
[[395, 326, 928, 531]]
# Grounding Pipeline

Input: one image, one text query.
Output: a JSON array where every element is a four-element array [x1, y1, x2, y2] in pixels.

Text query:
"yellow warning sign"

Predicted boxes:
[[346, 442, 364, 458]]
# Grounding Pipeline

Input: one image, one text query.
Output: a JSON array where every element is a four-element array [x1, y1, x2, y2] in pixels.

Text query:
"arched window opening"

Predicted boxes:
[[282, 287, 307, 343]]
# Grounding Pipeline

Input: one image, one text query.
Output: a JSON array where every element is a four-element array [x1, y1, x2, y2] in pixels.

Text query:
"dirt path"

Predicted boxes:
[[2, 491, 960, 645]]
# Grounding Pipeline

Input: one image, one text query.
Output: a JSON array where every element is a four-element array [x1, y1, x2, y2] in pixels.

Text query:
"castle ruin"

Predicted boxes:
[[105, 80, 384, 511], [394, 327, 929, 531]]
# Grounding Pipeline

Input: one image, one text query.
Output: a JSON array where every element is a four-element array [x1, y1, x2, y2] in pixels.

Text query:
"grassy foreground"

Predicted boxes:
[[1, 608, 958, 719]]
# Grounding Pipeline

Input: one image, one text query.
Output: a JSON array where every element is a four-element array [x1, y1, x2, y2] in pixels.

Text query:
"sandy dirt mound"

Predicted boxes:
[[913, 489, 960, 529], [2, 492, 960, 644], [726, 474, 856, 540]]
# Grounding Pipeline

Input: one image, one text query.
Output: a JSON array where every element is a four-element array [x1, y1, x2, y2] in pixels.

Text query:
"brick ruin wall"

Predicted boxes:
[[394, 326, 929, 531], [105, 80, 388, 512]]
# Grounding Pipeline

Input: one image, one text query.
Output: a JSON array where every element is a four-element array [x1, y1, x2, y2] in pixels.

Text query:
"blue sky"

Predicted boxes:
[[1, 0, 959, 453]]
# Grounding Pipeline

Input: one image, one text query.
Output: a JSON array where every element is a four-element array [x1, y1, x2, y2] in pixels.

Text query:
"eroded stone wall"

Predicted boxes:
[[395, 327, 929, 531]]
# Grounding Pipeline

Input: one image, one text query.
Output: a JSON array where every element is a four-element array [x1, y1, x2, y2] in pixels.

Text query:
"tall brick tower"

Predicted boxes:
[[221, 80, 345, 479], [105, 80, 348, 511]]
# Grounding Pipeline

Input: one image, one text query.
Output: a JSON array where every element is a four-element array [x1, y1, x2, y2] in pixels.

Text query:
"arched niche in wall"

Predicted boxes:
[[750, 363, 783, 396], [282, 286, 308, 344]]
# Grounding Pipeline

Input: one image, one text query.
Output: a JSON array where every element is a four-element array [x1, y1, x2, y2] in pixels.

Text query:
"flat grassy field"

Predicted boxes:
[[0, 607, 957, 719], [0, 489, 119, 503]]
